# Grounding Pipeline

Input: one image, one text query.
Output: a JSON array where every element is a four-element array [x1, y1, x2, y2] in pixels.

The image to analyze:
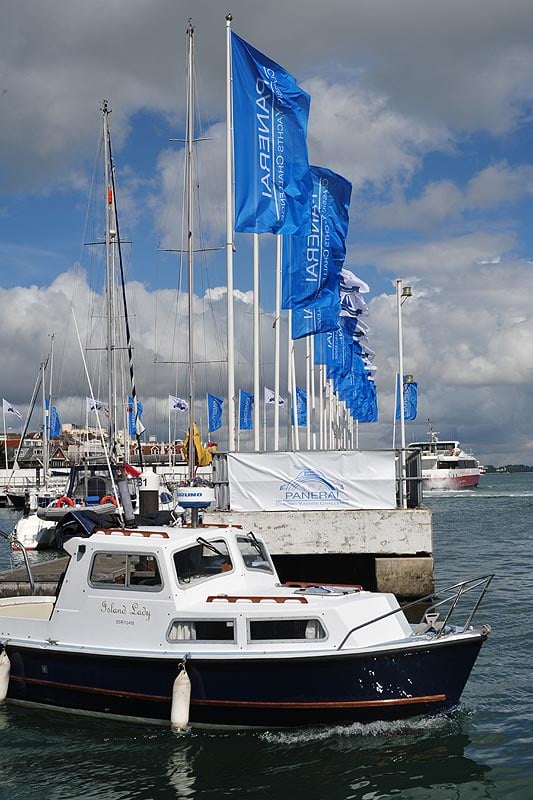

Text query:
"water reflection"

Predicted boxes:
[[0, 706, 495, 800]]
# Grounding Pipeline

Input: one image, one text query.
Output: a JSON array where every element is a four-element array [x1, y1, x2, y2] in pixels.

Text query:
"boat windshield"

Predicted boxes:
[[174, 539, 232, 586], [237, 534, 274, 573]]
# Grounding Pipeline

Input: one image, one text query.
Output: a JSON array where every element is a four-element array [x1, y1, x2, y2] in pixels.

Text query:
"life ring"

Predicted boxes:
[[100, 495, 118, 506], [55, 496, 75, 508]]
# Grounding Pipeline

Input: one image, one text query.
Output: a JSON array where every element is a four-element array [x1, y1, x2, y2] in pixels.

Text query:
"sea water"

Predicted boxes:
[[0, 472, 531, 799]]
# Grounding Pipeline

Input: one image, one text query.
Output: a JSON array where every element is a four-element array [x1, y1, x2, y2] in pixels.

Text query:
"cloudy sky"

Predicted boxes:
[[1, 0, 533, 466]]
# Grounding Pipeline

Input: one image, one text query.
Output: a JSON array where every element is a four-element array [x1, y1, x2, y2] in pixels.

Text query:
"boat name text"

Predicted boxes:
[[100, 600, 151, 622]]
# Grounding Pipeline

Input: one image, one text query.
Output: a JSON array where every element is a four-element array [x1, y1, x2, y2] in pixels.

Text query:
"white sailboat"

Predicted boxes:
[[12, 103, 177, 550]]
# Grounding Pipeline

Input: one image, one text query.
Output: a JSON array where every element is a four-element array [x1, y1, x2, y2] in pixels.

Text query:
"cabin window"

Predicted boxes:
[[174, 539, 232, 586], [248, 618, 326, 641], [89, 552, 162, 590], [167, 619, 235, 642], [237, 534, 274, 573]]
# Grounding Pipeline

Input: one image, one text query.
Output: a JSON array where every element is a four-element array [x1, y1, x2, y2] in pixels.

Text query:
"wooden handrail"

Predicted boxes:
[[206, 595, 308, 604], [100, 528, 170, 538]]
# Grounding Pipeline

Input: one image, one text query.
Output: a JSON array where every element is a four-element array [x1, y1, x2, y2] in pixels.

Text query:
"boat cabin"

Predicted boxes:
[[0, 525, 411, 654]]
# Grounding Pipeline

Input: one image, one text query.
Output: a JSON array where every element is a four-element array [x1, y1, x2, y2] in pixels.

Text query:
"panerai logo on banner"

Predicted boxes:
[[278, 468, 345, 505]]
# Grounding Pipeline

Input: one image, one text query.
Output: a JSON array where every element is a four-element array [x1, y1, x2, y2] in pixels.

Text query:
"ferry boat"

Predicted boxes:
[[408, 426, 480, 490]]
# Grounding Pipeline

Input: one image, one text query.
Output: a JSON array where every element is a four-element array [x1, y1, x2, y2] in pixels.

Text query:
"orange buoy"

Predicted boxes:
[[55, 496, 75, 508]]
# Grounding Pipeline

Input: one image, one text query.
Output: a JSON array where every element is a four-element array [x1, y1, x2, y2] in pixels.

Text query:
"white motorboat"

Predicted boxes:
[[0, 519, 492, 728]]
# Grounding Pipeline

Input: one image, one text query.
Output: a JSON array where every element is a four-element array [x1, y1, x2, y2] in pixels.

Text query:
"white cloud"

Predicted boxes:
[[3, 0, 533, 467], [305, 77, 450, 192], [367, 162, 533, 230]]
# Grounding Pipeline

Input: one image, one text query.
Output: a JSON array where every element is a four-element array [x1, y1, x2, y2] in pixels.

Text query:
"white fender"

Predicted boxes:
[[171, 667, 191, 730], [0, 650, 10, 703]]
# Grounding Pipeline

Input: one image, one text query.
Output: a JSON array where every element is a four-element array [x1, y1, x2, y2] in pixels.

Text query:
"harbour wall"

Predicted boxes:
[[205, 507, 434, 599]]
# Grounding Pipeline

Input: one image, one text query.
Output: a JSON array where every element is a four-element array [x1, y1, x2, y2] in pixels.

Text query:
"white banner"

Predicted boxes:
[[227, 451, 396, 511]]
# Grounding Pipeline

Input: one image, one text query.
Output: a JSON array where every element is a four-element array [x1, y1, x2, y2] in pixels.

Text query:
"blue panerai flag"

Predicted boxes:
[[49, 405, 61, 437], [127, 396, 144, 436], [207, 393, 224, 433], [282, 166, 351, 310], [293, 386, 307, 426], [291, 303, 341, 340], [231, 32, 312, 234], [45, 399, 61, 437], [395, 375, 418, 421], [239, 389, 254, 431]]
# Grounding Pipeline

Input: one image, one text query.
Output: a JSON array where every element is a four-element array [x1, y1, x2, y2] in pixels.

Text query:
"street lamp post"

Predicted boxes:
[[396, 278, 412, 509]]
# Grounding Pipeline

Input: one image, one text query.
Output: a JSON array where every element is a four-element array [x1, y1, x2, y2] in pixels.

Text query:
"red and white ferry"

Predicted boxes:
[[408, 427, 480, 490]]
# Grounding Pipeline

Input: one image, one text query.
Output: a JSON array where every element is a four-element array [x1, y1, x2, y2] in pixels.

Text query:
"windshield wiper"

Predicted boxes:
[[196, 536, 226, 558], [247, 530, 263, 555]]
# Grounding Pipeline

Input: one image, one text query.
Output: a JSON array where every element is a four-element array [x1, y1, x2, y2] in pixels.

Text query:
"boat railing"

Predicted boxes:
[[395, 448, 424, 508], [0, 528, 35, 595], [336, 574, 494, 650]]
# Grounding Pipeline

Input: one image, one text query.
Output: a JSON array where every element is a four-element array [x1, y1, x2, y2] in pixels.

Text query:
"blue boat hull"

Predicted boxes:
[[5, 635, 485, 727]]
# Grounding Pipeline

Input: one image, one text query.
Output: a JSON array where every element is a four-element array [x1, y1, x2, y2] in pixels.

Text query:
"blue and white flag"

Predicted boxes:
[[291, 303, 341, 340], [207, 393, 224, 433], [239, 389, 254, 430], [282, 166, 351, 310], [395, 375, 418, 421], [294, 386, 307, 426], [231, 32, 312, 234], [46, 400, 61, 437], [340, 268, 370, 293], [169, 395, 188, 413], [86, 397, 109, 416], [2, 399, 22, 420], [314, 327, 343, 367], [264, 387, 285, 406], [127, 396, 145, 436]]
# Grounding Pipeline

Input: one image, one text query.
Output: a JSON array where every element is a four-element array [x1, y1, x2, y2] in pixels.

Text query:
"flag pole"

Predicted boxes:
[[392, 373, 398, 448], [226, 14, 236, 452], [318, 365, 324, 449], [287, 310, 293, 449], [274, 236, 282, 451], [289, 326, 299, 451], [2, 404, 7, 471], [253, 233, 260, 450], [310, 336, 316, 450], [305, 337, 311, 450], [168, 403, 171, 467], [263, 394, 267, 451]]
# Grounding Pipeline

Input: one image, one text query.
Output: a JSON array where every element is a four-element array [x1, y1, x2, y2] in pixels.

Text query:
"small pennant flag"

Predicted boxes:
[[264, 387, 285, 406], [2, 399, 22, 419], [169, 394, 189, 412]]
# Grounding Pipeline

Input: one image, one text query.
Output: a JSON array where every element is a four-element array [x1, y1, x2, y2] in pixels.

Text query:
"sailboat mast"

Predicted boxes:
[[102, 100, 117, 458], [43, 333, 55, 488], [186, 22, 196, 483], [41, 358, 48, 484]]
